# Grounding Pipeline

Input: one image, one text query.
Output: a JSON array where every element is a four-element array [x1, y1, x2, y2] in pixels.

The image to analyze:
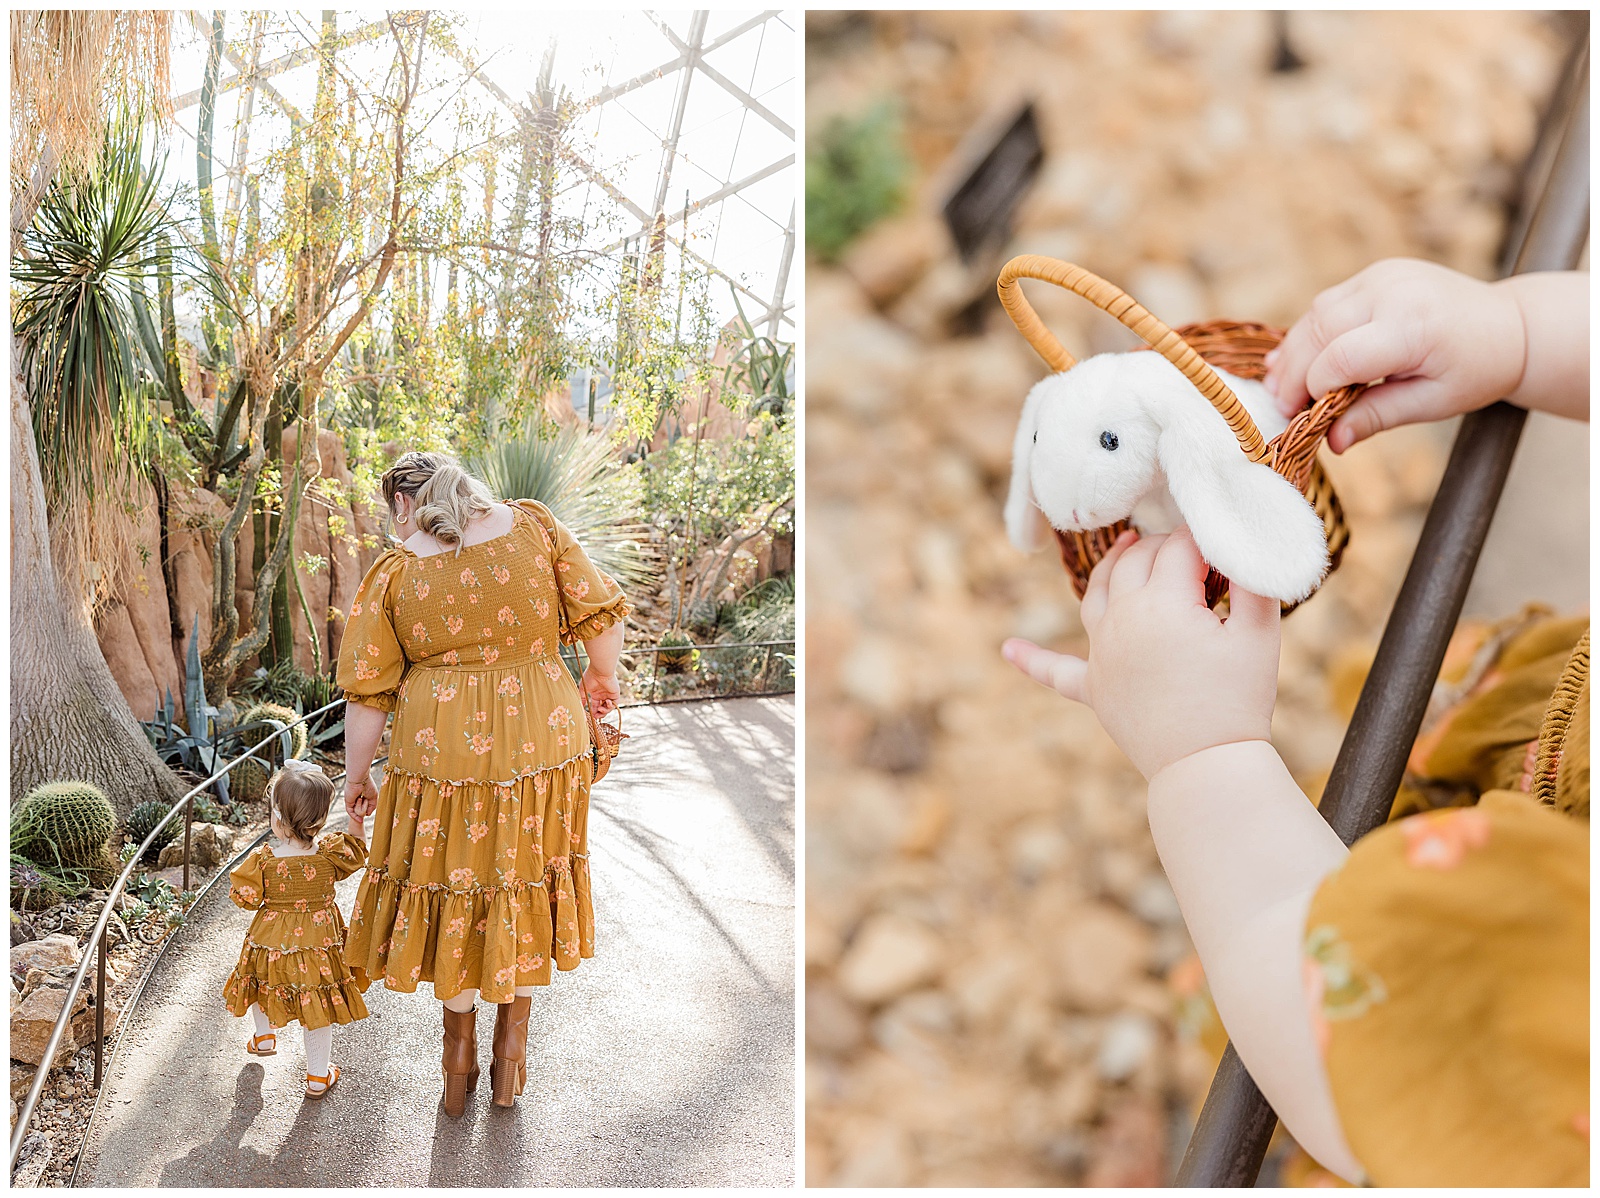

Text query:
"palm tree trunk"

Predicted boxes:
[[10, 335, 184, 816]]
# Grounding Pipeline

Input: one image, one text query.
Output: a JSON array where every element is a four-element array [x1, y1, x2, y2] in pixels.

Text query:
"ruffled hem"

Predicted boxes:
[[561, 599, 629, 646], [345, 855, 593, 1003], [223, 972, 370, 1029], [381, 750, 591, 789]]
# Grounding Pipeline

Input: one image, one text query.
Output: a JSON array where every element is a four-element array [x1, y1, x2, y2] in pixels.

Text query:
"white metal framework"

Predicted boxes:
[[168, 10, 796, 340]]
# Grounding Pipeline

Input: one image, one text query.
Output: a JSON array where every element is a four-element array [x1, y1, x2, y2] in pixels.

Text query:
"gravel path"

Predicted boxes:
[[77, 697, 795, 1188]]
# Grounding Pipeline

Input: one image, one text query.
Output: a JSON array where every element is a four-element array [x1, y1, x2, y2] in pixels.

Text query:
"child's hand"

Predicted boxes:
[[1002, 527, 1280, 780], [1262, 258, 1526, 453], [345, 775, 379, 818]]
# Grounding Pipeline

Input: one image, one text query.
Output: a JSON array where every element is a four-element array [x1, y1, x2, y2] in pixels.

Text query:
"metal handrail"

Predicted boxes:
[[1174, 32, 1590, 1187], [7, 698, 343, 1174], [561, 638, 798, 705]]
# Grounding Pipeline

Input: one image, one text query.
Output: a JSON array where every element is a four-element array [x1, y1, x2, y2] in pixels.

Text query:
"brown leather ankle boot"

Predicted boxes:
[[490, 996, 532, 1108], [441, 1004, 480, 1117]]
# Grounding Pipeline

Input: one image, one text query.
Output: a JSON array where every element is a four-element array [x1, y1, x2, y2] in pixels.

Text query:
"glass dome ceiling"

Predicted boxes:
[[164, 10, 796, 344]]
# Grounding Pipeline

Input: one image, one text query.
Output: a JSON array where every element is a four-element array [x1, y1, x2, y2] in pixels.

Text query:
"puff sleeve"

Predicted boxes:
[[337, 548, 409, 712], [316, 832, 368, 881], [1302, 791, 1588, 1187], [228, 847, 268, 910], [515, 501, 630, 645]]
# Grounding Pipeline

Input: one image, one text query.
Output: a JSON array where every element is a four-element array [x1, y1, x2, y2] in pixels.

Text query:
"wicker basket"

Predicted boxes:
[[997, 255, 1365, 613]]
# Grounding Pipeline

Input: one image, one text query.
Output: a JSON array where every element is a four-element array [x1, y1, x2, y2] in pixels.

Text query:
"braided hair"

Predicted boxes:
[[380, 451, 496, 555]]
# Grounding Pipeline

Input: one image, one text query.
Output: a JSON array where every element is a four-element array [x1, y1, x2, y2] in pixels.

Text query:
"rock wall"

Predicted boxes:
[[93, 430, 387, 718], [804, 10, 1568, 1187]]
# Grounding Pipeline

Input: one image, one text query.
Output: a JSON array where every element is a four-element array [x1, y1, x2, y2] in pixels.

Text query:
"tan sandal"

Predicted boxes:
[[246, 1032, 278, 1056], [305, 1065, 340, 1100]]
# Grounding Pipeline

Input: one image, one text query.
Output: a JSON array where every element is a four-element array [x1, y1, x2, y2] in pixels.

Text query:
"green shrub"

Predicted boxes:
[[806, 100, 911, 262]]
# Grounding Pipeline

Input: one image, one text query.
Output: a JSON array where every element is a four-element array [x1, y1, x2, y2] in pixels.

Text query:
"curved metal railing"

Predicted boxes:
[[8, 698, 344, 1174]]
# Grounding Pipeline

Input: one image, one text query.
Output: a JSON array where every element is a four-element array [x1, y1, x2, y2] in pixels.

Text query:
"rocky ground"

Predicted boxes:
[[9, 814, 268, 1188], [804, 10, 1576, 1187]]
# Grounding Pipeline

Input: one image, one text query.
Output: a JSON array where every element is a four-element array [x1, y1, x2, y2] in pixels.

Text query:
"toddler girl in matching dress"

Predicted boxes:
[[222, 760, 370, 1099]]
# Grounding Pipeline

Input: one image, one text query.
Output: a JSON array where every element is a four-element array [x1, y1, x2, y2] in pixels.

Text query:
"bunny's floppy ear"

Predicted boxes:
[[1154, 398, 1329, 603], [1005, 377, 1053, 552]]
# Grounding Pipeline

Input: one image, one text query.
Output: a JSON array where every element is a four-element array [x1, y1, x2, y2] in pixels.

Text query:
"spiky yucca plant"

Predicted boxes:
[[470, 420, 652, 590]]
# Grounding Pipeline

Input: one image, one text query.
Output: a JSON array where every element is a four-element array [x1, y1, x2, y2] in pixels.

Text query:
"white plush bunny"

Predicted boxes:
[[1005, 351, 1328, 603]]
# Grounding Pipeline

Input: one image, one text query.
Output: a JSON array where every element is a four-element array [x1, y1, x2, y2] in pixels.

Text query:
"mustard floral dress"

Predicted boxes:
[[336, 500, 629, 1003], [222, 832, 371, 1029]]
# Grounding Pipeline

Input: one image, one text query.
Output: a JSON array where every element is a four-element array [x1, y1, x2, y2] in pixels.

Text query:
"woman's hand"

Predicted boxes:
[[1001, 527, 1280, 779], [581, 667, 621, 718], [344, 774, 380, 818]]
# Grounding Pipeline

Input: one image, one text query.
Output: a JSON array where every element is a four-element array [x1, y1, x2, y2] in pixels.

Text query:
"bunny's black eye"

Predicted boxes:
[[1032, 431, 1037, 443], [1100, 430, 1119, 451]]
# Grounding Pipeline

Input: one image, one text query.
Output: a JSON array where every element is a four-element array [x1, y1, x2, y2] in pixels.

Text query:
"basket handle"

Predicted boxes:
[[997, 255, 1270, 463]]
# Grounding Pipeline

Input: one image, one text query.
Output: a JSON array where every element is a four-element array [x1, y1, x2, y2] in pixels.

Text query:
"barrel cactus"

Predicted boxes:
[[232, 756, 272, 804], [11, 782, 117, 874], [126, 800, 178, 859], [237, 702, 308, 761]]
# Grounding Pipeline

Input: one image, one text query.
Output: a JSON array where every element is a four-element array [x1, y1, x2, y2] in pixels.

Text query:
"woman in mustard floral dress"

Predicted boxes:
[[336, 451, 628, 1117]]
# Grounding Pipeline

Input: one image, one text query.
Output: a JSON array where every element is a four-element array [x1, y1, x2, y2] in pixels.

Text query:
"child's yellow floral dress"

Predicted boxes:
[[222, 832, 371, 1028], [1302, 614, 1588, 1187], [1173, 611, 1588, 1187], [336, 500, 629, 1003]]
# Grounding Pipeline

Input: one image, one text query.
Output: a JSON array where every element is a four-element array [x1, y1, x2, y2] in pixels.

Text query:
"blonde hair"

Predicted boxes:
[[269, 761, 335, 847], [381, 450, 495, 555]]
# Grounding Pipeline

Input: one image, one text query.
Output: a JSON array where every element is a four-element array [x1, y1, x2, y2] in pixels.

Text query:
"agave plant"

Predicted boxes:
[[470, 419, 653, 589], [723, 288, 794, 421]]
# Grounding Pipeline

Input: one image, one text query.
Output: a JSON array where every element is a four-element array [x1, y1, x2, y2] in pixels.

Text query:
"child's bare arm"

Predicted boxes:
[[1003, 529, 1362, 1181], [1147, 742, 1357, 1182], [1263, 260, 1588, 452]]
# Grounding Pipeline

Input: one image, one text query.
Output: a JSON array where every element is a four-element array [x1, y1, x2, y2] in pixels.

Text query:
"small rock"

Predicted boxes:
[[1096, 1011, 1159, 1082], [11, 1063, 38, 1103], [806, 983, 868, 1055], [1084, 1093, 1166, 1187], [837, 913, 944, 1006], [1054, 904, 1154, 1011], [9, 980, 89, 1067], [842, 214, 949, 308], [1128, 873, 1184, 927], [9, 934, 82, 978], [157, 821, 234, 871], [11, 1130, 52, 1187]]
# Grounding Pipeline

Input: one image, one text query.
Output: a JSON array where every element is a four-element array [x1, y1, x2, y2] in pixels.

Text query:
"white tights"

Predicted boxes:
[[248, 1002, 332, 1078], [440, 986, 538, 1012]]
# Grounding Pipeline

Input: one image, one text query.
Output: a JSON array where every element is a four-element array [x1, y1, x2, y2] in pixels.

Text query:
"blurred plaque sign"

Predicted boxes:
[[940, 100, 1044, 264]]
